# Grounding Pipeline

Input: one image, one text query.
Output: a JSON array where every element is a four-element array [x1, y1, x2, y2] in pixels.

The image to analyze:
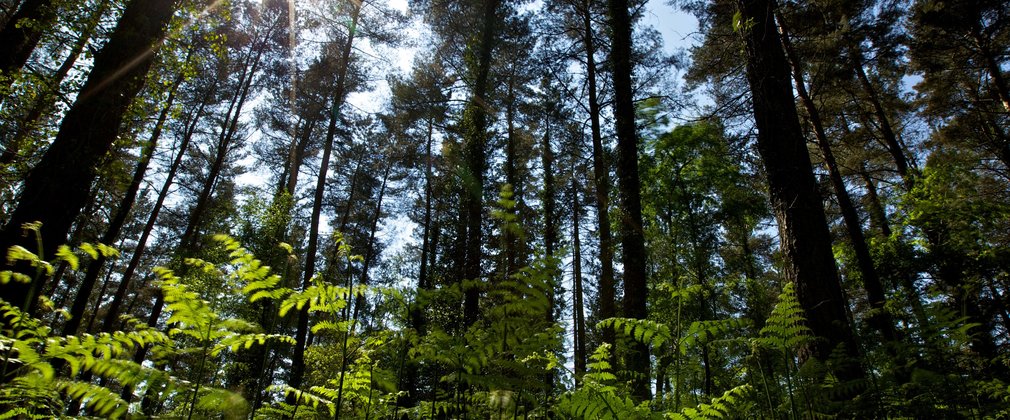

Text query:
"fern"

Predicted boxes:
[[555, 344, 657, 419], [0, 298, 174, 418], [665, 384, 753, 420], [599, 318, 673, 351], [753, 282, 811, 352]]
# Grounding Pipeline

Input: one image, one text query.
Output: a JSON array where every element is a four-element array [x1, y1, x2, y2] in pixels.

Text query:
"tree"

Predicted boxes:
[[0, 0, 181, 311], [735, 0, 863, 382], [606, 0, 651, 401], [0, 0, 58, 89]]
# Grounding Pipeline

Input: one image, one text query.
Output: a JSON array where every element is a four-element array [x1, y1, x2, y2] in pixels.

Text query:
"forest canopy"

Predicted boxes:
[[0, 0, 1009, 417]]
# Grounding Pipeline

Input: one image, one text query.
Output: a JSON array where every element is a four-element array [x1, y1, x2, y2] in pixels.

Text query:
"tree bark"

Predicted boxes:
[[736, 0, 863, 381], [460, 0, 500, 327], [580, 0, 617, 354], [541, 118, 558, 396], [402, 118, 435, 409], [178, 30, 269, 252], [606, 0, 650, 400], [571, 176, 587, 384], [0, 0, 180, 310], [848, 43, 912, 187], [777, 16, 897, 343]]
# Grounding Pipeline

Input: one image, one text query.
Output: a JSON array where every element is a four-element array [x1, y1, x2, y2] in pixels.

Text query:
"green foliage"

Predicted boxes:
[[753, 283, 811, 352], [665, 385, 754, 420], [0, 298, 171, 418], [555, 344, 656, 419]]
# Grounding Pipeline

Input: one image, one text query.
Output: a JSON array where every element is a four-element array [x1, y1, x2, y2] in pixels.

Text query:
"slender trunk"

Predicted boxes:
[[541, 120, 557, 317], [0, 0, 57, 89], [541, 119, 557, 396], [402, 118, 434, 409], [101, 85, 213, 332], [284, 118, 318, 195], [737, 0, 863, 381], [857, 166, 891, 238], [352, 162, 390, 319], [571, 176, 587, 384], [290, 0, 360, 392], [504, 73, 518, 279], [0, 0, 111, 165], [581, 0, 617, 353], [179, 32, 269, 252], [63, 52, 192, 336], [0, 0, 180, 310], [777, 16, 897, 343], [974, 33, 1010, 113], [606, 0, 650, 400], [849, 43, 911, 186], [335, 161, 390, 419]]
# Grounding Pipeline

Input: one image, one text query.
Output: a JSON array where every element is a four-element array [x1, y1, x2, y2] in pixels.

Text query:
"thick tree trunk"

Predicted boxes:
[[606, 0, 650, 401], [460, 0, 500, 327], [0, 0, 179, 310], [736, 0, 863, 381], [581, 0, 617, 354], [0, 0, 57, 88], [777, 17, 897, 343]]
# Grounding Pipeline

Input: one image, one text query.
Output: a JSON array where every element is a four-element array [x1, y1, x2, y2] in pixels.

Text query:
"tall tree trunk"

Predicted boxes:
[[777, 16, 897, 343], [736, 0, 863, 382], [580, 0, 617, 354], [857, 165, 891, 237], [571, 176, 587, 384], [333, 160, 390, 419], [0, 0, 57, 89], [973, 32, 1010, 113], [100, 84, 213, 332], [541, 118, 558, 396], [606, 0, 650, 400], [504, 71, 522, 280], [289, 0, 360, 393], [352, 161, 390, 321], [178, 32, 269, 252], [0, 0, 180, 311], [283, 118, 318, 195], [402, 118, 435, 410], [460, 0, 500, 327]]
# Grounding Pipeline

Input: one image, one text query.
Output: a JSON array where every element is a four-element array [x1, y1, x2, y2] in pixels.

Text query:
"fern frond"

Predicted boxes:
[[599, 318, 672, 350], [57, 379, 129, 418]]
